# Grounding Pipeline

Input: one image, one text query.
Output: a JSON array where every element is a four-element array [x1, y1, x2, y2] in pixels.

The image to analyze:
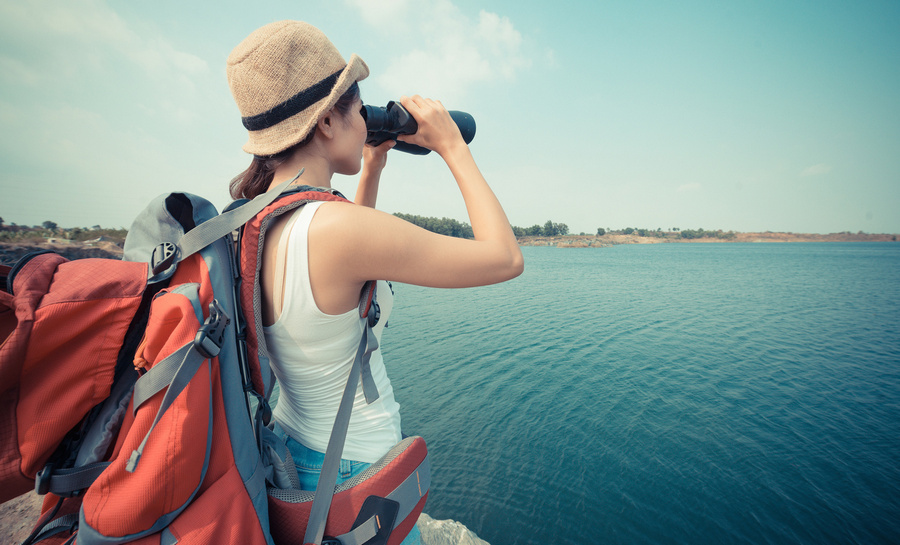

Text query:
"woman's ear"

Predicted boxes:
[[317, 111, 335, 139]]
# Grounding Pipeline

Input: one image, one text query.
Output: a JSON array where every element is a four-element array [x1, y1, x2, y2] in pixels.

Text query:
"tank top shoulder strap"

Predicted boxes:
[[272, 201, 324, 319]]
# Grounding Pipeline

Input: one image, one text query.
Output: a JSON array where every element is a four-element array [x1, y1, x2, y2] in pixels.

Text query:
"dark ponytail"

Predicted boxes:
[[230, 82, 362, 199]]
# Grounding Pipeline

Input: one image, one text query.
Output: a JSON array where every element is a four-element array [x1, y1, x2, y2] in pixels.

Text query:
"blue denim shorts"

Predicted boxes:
[[272, 422, 422, 545]]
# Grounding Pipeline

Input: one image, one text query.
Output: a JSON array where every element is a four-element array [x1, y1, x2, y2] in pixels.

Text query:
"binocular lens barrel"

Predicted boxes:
[[361, 101, 476, 155]]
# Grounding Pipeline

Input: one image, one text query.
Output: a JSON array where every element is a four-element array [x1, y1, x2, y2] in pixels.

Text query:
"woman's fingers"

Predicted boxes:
[[363, 139, 395, 171], [397, 95, 463, 154]]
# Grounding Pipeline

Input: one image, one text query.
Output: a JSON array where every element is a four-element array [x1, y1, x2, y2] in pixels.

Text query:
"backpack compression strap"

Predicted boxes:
[[303, 285, 381, 545], [148, 173, 301, 282]]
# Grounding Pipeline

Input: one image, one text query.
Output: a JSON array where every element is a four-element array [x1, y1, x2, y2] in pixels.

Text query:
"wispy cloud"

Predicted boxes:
[[348, 0, 414, 30], [800, 163, 833, 177], [0, 0, 230, 230], [347, 0, 530, 102], [0, 0, 208, 116]]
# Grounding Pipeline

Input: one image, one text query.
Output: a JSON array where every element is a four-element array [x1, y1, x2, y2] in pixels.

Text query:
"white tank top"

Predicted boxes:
[[263, 201, 401, 463]]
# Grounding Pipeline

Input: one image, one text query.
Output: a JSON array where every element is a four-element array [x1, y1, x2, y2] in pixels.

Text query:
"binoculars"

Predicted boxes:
[[361, 101, 476, 155]]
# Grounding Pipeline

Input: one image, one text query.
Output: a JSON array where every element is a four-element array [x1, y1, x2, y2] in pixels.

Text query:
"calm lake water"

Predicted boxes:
[[380, 242, 900, 545]]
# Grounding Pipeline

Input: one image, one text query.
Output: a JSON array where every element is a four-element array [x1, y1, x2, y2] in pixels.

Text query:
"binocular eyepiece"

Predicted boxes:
[[361, 101, 476, 155]]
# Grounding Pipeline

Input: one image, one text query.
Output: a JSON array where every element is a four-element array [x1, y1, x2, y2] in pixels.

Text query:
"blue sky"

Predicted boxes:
[[1, 0, 898, 234]]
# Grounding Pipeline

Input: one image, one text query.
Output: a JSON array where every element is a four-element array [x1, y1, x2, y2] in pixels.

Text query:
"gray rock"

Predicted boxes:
[[417, 513, 490, 545], [1, 493, 489, 545]]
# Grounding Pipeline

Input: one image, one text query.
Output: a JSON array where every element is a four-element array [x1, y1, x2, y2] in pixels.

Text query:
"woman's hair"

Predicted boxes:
[[229, 82, 361, 200]]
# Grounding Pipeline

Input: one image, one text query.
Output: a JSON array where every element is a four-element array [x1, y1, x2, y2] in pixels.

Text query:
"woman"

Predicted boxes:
[[226, 21, 523, 543]]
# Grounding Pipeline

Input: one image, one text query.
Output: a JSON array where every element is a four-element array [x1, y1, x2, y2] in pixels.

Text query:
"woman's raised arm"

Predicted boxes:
[[308, 96, 523, 307]]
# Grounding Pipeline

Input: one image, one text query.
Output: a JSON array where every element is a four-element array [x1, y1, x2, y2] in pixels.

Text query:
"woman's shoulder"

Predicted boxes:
[[309, 200, 401, 241]]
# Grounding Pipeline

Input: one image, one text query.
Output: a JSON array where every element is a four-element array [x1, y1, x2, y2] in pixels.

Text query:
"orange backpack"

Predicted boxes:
[[2, 188, 277, 545], [1, 180, 428, 545]]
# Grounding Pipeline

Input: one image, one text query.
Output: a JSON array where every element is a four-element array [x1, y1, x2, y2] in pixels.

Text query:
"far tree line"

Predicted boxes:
[[390, 214, 739, 240], [609, 227, 737, 240], [0, 215, 737, 243], [0, 217, 128, 244], [393, 214, 570, 238]]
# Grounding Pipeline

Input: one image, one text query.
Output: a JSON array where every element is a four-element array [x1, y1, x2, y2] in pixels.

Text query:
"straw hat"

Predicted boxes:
[[227, 21, 369, 156]]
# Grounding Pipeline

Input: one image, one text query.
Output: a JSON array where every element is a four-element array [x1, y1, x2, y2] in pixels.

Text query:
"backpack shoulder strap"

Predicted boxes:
[[234, 184, 385, 545], [238, 183, 354, 397]]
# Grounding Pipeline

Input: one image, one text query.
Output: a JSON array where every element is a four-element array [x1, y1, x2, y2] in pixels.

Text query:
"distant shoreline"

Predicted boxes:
[[0, 241, 124, 264], [519, 232, 899, 248], [2, 231, 898, 265]]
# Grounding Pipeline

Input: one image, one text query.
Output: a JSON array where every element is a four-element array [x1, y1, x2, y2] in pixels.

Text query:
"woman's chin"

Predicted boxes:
[[338, 161, 362, 177]]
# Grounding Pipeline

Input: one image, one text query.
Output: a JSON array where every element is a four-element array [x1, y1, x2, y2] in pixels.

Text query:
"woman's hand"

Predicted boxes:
[[363, 139, 395, 173], [397, 95, 466, 157]]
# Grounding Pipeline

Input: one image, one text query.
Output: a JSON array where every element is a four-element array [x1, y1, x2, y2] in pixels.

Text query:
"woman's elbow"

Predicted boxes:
[[464, 243, 524, 285], [501, 247, 525, 281]]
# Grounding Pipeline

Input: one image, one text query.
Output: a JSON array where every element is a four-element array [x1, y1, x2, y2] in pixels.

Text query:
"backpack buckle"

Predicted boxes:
[[35, 463, 54, 495], [359, 281, 380, 327], [194, 299, 230, 358], [368, 300, 380, 328], [150, 242, 179, 276]]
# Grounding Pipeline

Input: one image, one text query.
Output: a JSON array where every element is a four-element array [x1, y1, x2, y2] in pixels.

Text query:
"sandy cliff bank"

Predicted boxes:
[[519, 231, 899, 248], [2, 230, 897, 264], [0, 492, 488, 544]]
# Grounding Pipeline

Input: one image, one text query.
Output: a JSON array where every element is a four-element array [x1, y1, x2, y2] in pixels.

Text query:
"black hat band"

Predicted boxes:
[[241, 68, 342, 131]]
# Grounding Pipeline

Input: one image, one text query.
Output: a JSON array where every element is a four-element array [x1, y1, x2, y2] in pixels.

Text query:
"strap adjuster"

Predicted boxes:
[[35, 463, 54, 495], [368, 301, 380, 328], [150, 242, 178, 276], [194, 300, 230, 358], [359, 281, 379, 327]]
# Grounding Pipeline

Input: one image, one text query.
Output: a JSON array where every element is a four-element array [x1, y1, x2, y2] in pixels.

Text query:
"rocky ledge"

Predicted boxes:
[[417, 513, 490, 545], [1, 492, 488, 545]]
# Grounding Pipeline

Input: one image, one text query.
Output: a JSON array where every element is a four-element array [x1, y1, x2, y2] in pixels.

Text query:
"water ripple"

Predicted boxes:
[[384, 243, 900, 544]]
